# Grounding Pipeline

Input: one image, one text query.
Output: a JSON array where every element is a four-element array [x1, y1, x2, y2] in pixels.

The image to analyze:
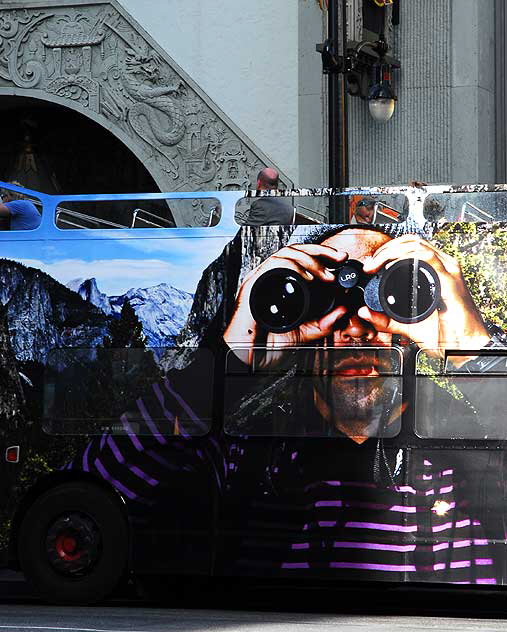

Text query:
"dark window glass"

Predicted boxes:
[[43, 347, 213, 436], [224, 346, 402, 437], [235, 193, 408, 227], [416, 350, 507, 439], [423, 192, 507, 222], [55, 197, 221, 229]]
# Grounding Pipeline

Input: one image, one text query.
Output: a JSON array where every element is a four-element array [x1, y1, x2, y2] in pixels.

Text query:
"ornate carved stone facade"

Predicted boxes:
[[0, 0, 290, 212]]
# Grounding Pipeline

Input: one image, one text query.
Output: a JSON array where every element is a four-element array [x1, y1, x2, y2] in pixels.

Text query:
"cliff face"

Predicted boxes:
[[163, 226, 296, 370], [0, 259, 109, 364], [0, 305, 26, 553], [0, 307, 25, 435], [67, 277, 112, 315]]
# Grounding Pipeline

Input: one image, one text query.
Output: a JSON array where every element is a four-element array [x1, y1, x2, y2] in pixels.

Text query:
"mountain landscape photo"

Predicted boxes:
[[67, 278, 194, 348]]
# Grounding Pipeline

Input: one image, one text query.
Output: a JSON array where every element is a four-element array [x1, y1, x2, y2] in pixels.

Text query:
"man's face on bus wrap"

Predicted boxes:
[[311, 230, 397, 440], [223, 226, 490, 441]]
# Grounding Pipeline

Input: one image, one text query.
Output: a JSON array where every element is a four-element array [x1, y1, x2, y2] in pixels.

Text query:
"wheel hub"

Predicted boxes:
[[46, 512, 101, 577]]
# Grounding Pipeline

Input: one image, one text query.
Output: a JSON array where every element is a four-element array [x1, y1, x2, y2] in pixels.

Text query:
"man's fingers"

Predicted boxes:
[[362, 243, 449, 277], [300, 306, 347, 341], [357, 306, 405, 336], [264, 244, 348, 283], [288, 243, 348, 263]]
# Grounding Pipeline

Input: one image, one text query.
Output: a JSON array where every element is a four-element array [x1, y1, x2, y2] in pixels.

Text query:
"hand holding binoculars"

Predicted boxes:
[[249, 257, 441, 333]]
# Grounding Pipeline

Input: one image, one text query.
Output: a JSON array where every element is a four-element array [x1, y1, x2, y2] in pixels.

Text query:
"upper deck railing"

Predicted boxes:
[[3, 181, 507, 239]]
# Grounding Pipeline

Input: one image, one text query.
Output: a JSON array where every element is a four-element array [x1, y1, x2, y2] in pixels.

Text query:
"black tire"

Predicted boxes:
[[18, 482, 128, 605]]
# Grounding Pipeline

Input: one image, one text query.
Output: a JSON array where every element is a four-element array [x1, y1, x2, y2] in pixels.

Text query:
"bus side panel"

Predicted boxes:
[[0, 237, 47, 565], [0, 229, 232, 575], [406, 447, 506, 586]]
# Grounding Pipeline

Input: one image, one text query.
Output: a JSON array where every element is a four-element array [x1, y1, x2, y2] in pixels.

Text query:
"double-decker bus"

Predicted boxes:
[[1, 180, 507, 604]]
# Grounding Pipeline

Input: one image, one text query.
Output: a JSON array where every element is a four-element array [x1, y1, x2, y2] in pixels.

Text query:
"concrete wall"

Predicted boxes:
[[119, 0, 497, 189], [119, 0, 325, 187], [451, 0, 496, 184], [348, 0, 496, 186], [298, 1, 327, 187]]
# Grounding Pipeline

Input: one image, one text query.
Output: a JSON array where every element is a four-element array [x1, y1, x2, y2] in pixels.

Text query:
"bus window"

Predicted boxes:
[[235, 193, 409, 226], [43, 347, 214, 437], [55, 197, 221, 229], [424, 192, 507, 222], [416, 349, 507, 439], [0, 185, 42, 231], [224, 346, 402, 437], [347, 194, 408, 224]]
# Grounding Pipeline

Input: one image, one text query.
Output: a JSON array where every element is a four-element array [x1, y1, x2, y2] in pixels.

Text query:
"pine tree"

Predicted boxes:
[[103, 299, 146, 348], [89, 298, 161, 423]]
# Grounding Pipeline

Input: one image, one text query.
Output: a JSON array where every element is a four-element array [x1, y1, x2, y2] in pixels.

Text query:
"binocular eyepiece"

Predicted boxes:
[[249, 258, 441, 333]]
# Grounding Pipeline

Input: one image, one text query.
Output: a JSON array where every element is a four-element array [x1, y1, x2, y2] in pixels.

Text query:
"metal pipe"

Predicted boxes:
[[327, 0, 348, 222]]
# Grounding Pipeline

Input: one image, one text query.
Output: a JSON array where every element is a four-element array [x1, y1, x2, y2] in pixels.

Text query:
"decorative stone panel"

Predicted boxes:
[[0, 0, 291, 219]]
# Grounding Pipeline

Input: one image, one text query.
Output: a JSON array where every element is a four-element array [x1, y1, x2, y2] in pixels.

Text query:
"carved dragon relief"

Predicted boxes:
[[0, 2, 290, 218]]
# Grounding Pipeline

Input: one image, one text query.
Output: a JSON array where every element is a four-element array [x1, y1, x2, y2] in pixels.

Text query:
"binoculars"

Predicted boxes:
[[249, 258, 441, 333]]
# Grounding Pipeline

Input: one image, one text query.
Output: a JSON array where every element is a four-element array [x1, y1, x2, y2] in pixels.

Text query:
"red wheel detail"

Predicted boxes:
[[46, 512, 101, 577], [55, 533, 80, 561]]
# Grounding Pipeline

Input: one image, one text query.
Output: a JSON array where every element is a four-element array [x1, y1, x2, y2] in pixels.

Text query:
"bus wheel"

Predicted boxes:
[[18, 482, 128, 605]]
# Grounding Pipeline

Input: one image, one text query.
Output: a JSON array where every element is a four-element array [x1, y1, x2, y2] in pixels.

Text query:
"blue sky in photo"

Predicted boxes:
[[0, 234, 233, 296]]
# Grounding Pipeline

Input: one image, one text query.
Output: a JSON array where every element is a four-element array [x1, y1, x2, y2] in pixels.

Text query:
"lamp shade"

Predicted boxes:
[[368, 81, 397, 122]]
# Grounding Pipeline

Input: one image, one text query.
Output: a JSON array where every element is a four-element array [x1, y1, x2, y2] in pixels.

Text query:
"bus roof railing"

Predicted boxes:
[[458, 201, 496, 222], [131, 208, 175, 228], [56, 208, 128, 229], [375, 201, 402, 222]]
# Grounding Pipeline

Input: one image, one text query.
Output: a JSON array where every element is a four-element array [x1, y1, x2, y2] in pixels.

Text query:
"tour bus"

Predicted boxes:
[[1, 179, 507, 604]]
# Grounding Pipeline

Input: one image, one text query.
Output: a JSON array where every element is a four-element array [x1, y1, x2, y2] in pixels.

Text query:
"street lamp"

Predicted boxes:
[[317, 36, 400, 123], [368, 59, 397, 123], [315, 0, 400, 221]]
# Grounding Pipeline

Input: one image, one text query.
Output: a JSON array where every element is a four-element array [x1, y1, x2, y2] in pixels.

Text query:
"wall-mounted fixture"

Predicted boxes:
[[317, 35, 400, 123]]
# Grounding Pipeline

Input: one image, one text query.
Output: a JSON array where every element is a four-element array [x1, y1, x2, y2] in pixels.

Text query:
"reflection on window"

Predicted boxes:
[[224, 346, 402, 437], [416, 349, 507, 439], [55, 197, 221, 229], [348, 194, 408, 225], [424, 192, 507, 222], [235, 194, 409, 227], [43, 347, 213, 436]]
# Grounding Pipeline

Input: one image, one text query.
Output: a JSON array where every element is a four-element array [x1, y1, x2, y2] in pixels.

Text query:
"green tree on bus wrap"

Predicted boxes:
[[103, 299, 147, 349], [92, 299, 161, 423], [418, 223, 507, 404], [433, 222, 507, 329]]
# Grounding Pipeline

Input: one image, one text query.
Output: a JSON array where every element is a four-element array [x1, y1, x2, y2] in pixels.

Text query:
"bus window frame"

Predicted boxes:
[[223, 344, 404, 439]]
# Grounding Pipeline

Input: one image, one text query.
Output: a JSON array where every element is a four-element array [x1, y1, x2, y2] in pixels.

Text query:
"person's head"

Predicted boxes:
[[256, 167, 279, 190], [1, 181, 25, 203], [424, 197, 445, 222], [354, 197, 376, 224]]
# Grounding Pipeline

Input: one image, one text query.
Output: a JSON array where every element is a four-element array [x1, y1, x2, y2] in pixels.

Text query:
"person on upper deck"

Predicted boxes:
[[0, 181, 41, 230], [351, 197, 376, 224], [246, 168, 295, 226]]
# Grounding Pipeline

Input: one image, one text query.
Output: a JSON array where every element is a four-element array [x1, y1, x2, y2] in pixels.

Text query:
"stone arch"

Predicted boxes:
[[0, 93, 161, 195], [0, 0, 291, 205]]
